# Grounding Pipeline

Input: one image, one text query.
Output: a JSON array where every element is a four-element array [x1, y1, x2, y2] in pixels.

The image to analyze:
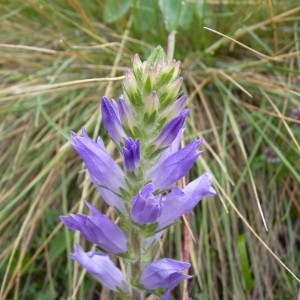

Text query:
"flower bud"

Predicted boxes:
[[145, 91, 159, 116], [149, 138, 204, 190], [144, 46, 168, 75], [143, 67, 156, 95], [60, 202, 128, 254], [160, 77, 184, 107], [154, 109, 189, 150], [132, 54, 144, 80], [156, 59, 181, 88], [70, 244, 129, 293], [131, 183, 163, 225], [160, 95, 187, 121], [123, 70, 142, 107], [101, 97, 126, 145], [123, 138, 140, 173], [118, 96, 134, 131], [140, 258, 192, 290]]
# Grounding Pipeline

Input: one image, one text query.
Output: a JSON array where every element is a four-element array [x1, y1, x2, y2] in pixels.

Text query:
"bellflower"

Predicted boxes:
[[131, 183, 163, 225], [70, 244, 129, 293], [157, 172, 217, 230], [123, 138, 140, 173], [148, 138, 204, 190], [154, 109, 189, 149], [140, 258, 192, 290], [101, 96, 126, 145], [70, 129, 127, 213], [60, 202, 127, 254]]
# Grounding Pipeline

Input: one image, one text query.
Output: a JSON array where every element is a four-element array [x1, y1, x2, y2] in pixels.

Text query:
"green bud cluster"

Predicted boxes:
[[122, 46, 183, 160], [125, 47, 181, 109]]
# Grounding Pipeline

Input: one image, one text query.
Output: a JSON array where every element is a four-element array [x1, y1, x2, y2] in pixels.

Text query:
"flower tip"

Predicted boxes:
[[59, 215, 66, 222], [84, 200, 93, 210], [133, 53, 143, 65], [209, 186, 217, 196], [178, 94, 187, 103], [69, 131, 77, 140], [101, 96, 110, 107], [181, 109, 190, 119], [81, 127, 88, 137], [197, 136, 204, 144], [71, 243, 83, 255]]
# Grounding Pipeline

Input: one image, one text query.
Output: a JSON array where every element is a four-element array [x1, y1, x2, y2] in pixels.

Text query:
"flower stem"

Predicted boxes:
[[167, 30, 176, 60], [129, 228, 145, 300]]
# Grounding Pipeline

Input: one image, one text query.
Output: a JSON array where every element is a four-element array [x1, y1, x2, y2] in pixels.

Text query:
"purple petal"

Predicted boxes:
[[96, 186, 127, 214], [154, 109, 189, 149], [140, 258, 192, 290], [160, 95, 188, 121], [157, 172, 216, 230], [170, 95, 188, 113], [159, 127, 183, 162], [163, 289, 171, 300], [70, 244, 128, 293], [123, 138, 140, 173], [131, 183, 163, 225], [118, 96, 134, 130], [148, 138, 204, 190], [60, 202, 128, 254], [70, 129, 127, 213], [101, 96, 126, 145]]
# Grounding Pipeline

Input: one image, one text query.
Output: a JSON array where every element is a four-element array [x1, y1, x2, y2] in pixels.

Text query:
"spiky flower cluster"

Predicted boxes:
[[60, 47, 216, 299]]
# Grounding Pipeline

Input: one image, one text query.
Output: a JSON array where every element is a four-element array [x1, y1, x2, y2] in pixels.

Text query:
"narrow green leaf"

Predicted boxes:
[[237, 234, 254, 291]]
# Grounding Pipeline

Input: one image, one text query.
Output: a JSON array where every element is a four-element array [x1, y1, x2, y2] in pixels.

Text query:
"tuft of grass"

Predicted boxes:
[[1, 1, 300, 299]]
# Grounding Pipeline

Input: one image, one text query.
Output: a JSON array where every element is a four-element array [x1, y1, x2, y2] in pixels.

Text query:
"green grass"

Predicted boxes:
[[1, 0, 300, 299]]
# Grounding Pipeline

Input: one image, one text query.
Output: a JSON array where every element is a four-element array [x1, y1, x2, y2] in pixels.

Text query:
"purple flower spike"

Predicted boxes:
[[131, 183, 163, 225], [101, 96, 126, 145], [60, 202, 127, 254], [157, 172, 216, 230], [70, 129, 127, 213], [154, 109, 189, 149], [140, 258, 192, 290], [70, 244, 128, 293], [123, 138, 140, 173], [148, 138, 204, 190]]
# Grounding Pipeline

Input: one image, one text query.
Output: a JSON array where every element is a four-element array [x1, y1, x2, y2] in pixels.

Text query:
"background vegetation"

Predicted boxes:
[[1, 0, 299, 299]]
